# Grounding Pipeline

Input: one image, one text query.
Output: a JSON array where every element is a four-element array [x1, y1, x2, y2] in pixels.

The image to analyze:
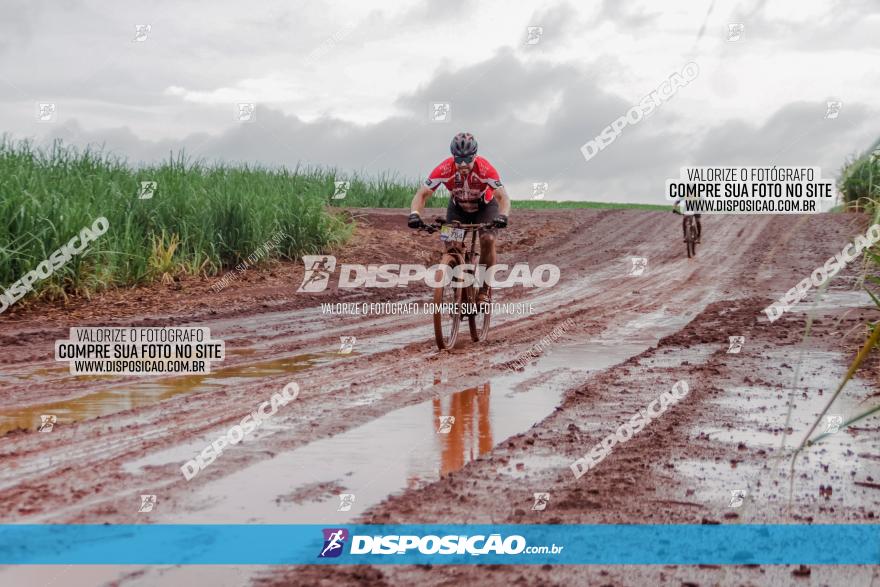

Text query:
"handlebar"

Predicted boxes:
[[418, 217, 499, 233]]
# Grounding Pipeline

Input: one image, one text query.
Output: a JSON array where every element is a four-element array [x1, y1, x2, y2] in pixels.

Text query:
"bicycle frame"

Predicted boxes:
[[445, 226, 480, 270], [426, 219, 494, 275], [417, 218, 497, 349]]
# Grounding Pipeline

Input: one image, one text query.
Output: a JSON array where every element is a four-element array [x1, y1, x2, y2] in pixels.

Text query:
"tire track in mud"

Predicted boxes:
[[0, 211, 852, 519], [278, 297, 878, 587], [265, 251, 880, 585], [0, 209, 876, 587]]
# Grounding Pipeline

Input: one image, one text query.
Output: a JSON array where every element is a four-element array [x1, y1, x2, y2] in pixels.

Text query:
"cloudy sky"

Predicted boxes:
[[1, 0, 878, 203]]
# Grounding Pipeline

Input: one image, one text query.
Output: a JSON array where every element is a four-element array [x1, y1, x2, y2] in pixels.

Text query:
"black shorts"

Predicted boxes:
[[446, 198, 499, 225]]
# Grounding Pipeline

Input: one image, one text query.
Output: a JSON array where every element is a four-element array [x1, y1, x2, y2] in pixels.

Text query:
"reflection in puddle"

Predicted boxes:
[[0, 352, 350, 436], [161, 370, 576, 524], [156, 308, 697, 524], [433, 384, 493, 478]]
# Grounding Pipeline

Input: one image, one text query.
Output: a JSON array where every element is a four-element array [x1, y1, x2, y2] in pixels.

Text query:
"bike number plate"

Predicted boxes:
[[440, 226, 466, 242]]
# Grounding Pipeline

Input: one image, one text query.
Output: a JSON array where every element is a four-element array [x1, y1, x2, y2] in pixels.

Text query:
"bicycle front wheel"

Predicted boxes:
[[469, 288, 491, 342], [685, 218, 695, 258], [688, 219, 698, 258], [433, 254, 463, 350]]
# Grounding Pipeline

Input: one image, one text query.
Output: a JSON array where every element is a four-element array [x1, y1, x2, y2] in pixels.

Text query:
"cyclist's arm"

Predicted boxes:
[[479, 159, 509, 217], [412, 161, 448, 216], [409, 184, 434, 216], [492, 185, 512, 216]]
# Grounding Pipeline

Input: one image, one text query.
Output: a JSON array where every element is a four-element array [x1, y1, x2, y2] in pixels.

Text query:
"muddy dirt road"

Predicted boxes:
[[1, 208, 878, 586]]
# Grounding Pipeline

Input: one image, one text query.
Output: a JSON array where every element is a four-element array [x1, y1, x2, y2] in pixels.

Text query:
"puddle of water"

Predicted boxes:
[[695, 347, 870, 450], [227, 348, 260, 356], [0, 352, 352, 436], [123, 349, 624, 482], [519, 308, 692, 372], [679, 352, 880, 517], [669, 458, 775, 510], [164, 370, 575, 524], [670, 447, 877, 517], [498, 453, 577, 480], [621, 310, 694, 344], [156, 305, 701, 524], [643, 347, 716, 369], [0, 365, 113, 387], [540, 341, 644, 370], [30, 366, 69, 376], [793, 289, 873, 312]]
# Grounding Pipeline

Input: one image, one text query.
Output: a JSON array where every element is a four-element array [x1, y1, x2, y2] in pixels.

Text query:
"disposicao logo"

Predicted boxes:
[[298, 255, 337, 292], [319, 528, 349, 558], [317, 529, 533, 557], [297, 256, 560, 292]]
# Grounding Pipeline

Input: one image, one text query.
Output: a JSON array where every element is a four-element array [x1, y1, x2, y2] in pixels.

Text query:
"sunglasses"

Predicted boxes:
[[454, 155, 475, 165]]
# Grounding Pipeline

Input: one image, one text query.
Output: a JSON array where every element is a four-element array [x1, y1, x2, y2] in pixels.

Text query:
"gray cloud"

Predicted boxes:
[[0, 0, 40, 55], [523, 2, 581, 44], [3, 1, 877, 204], [692, 102, 878, 168], [414, 0, 469, 21], [37, 48, 879, 204], [594, 0, 660, 29], [700, 0, 879, 52]]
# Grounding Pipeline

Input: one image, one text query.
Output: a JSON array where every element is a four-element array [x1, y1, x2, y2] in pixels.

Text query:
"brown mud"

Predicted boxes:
[[0, 209, 878, 586]]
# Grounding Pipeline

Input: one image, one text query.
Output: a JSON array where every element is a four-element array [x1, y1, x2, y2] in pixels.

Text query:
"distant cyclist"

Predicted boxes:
[[672, 198, 701, 244], [408, 132, 511, 305]]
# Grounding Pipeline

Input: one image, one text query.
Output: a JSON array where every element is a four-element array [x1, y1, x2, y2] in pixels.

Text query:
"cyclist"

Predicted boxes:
[[671, 198, 701, 244], [408, 132, 511, 305]]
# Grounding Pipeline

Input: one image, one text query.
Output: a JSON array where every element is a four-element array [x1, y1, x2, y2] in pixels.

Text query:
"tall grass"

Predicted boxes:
[[0, 137, 666, 305], [322, 171, 429, 208], [0, 137, 352, 300], [838, 138, 880, 212]]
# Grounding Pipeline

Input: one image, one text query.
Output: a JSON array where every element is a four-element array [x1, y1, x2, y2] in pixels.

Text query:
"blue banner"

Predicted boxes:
[[0, 524, 877, 565]]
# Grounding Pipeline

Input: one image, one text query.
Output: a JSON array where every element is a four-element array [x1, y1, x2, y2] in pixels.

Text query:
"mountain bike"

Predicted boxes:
[[683, 215, 699, 258], [417, 218, 499, 350]]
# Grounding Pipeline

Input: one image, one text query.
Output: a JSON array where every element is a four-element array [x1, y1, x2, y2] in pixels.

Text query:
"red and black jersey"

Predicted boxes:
[[424, 156, 503, 213]]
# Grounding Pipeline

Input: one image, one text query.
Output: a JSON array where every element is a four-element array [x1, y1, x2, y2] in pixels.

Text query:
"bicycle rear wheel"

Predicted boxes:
[[433, 254, 462, 350], [688, 219, 698, 258]]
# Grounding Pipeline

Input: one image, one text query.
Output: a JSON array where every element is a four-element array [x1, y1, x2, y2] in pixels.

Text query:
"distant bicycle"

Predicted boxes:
[[683, 214, 699, 258], [673, 200, 701, 258], [416, 218, 502, 350]]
